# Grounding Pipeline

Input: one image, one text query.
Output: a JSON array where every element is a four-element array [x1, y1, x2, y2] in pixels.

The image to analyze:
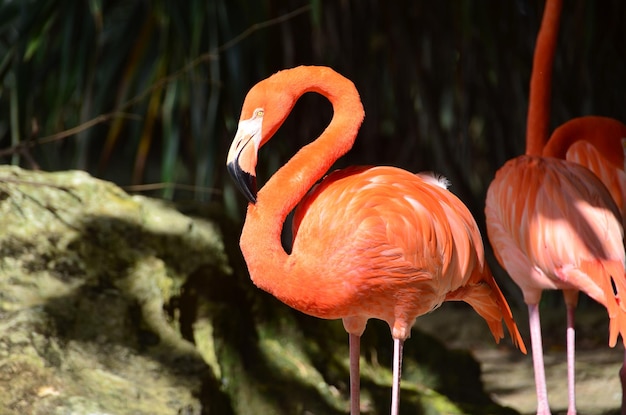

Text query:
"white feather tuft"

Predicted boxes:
[[418, 172, 451, 189]]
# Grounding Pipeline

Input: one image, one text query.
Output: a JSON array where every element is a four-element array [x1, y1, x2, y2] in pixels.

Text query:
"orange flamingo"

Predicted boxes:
[[539, 4, 626, 414], [485, 0, 626, 414], [544, 116, 626, 415], [226, 65, 526, 415]]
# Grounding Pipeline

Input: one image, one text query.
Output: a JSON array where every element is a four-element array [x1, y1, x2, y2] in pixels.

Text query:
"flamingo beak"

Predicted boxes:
[[227, 157, 257, 204], [226, 117, 263, 204]]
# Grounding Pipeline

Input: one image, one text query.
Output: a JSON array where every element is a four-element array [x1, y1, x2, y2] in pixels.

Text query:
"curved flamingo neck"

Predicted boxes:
[[544, 116, 626, 168], [240, 67, 365, 296], [526, 0, 563, 156]]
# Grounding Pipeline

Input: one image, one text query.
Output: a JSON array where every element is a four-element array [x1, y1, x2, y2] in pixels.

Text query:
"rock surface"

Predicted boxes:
[[0, 166, 229, 415]]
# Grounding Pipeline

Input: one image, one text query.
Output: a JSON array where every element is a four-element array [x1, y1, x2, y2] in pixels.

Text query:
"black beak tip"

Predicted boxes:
[[227, 161, 257, 204]]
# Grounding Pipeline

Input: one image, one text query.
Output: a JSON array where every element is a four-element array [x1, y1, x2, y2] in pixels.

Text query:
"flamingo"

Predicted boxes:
[[544, 116, 626, 415], [539, 4, 626, 414], [226, 65, 526, 415], [545, 108, 626, 415], [485, 0, 626, 414]]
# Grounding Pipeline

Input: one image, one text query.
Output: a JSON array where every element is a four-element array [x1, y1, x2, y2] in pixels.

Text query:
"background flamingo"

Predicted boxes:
[[544, 116, 626, 415], [227, 65, 525, 415], [485, 0, 626, 414], [539, 5, 626, 414]]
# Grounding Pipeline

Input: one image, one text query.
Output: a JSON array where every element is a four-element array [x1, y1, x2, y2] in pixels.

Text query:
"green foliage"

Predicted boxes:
[[0, 0, 306, 200]]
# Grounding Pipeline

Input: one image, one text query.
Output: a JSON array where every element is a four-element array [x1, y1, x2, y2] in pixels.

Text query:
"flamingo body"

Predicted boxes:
[[289, 165, 518, 342], [227, 65, 524, 414], [486, 155, 625, 323]]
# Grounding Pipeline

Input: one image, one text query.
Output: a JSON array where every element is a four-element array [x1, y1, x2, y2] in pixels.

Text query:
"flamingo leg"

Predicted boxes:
[[528, 303, 552, 415], [390, 338, 404, 415], [349, 333, 360, 415], [565, 303, 577, 415], [619, 349, 626, 415], [563, 289, 579, 415]]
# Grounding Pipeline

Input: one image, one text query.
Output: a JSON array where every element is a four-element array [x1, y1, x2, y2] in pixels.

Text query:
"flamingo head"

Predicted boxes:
[[226, 70, 300, 204]]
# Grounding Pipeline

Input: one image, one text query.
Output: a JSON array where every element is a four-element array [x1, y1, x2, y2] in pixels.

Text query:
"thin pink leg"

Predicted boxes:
[[390, 338, 404, 415], [619, 350, 626, 415], [528, 303, 552, 415], [349, 333, 360, 415], [565, 304, 577, 415]]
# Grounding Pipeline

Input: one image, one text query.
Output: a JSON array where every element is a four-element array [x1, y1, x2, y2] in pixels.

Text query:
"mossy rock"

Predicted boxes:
[[0, 166, 229, 414]]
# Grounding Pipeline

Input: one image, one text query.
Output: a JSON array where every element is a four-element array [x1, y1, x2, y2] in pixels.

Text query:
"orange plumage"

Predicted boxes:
[[227, 65, 524, 415]]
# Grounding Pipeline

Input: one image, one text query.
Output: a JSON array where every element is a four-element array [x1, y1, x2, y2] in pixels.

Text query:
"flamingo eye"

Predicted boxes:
[[255, 109, 264, 118]]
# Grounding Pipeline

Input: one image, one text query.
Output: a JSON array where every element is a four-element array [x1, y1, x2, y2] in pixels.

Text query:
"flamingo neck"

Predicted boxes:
[[543, 116, 626, 168], [526, 0, 562, 156], [240, 68, 365, 297]]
